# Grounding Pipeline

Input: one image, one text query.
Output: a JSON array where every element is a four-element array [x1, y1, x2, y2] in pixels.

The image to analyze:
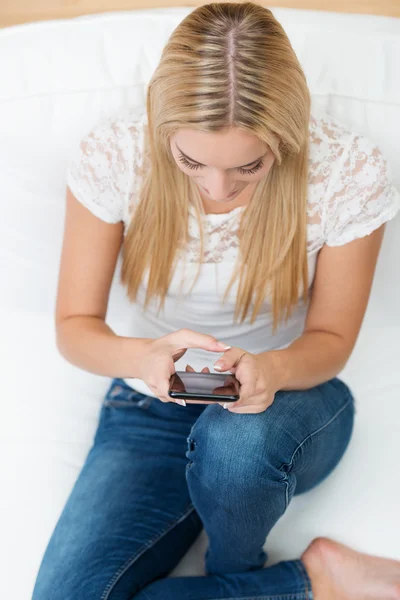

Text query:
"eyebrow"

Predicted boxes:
[[175, 143, 268, 169]]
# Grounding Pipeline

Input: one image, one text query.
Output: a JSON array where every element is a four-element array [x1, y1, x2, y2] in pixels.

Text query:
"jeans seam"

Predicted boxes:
[[141, 595, 308, 600], [280, 397, 354, 477], [291, 560, 313, 599], [205, 594, 309, 600], [279, 396, 354, 510], [100, 505, 196, 600]]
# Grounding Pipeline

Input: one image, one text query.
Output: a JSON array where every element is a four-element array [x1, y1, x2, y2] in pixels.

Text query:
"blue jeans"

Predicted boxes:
[[32, 375, 355, 600]]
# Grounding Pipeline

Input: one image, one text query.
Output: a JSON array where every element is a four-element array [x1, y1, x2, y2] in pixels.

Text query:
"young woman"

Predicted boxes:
[[32, 2, 400, 599]]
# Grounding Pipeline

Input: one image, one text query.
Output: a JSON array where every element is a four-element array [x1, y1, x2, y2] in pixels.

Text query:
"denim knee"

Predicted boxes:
[[185, 403, 290, 491], [185, 379, 354, 492]]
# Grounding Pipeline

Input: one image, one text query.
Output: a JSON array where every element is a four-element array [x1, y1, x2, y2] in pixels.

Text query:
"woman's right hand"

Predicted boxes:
[[136, 328, 231, 403]]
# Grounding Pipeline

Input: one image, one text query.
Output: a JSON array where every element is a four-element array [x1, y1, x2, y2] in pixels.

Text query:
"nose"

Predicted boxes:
[[202, 171, 235, 200]]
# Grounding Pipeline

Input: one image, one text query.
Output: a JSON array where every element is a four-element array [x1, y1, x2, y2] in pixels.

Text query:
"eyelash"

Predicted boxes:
[[178, 154, 264, 175]]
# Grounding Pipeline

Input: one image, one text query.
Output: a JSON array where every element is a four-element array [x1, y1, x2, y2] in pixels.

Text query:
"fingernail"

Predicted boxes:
[[217, 343, 231, 350], [214, 364, 224, 370], [223, 403, 228, 409], [176, 399, 186, 407]]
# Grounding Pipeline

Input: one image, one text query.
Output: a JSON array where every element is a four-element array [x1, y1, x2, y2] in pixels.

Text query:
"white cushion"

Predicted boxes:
[[1, 7, 400, 599]]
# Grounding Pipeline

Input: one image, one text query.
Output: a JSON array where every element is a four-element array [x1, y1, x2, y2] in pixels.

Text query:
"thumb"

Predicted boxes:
[[213, 349, 239, 372], [172, 348, 187, 362]]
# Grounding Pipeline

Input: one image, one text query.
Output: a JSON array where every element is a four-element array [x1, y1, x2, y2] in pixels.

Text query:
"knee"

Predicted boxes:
[[186, 403, 290, 490]]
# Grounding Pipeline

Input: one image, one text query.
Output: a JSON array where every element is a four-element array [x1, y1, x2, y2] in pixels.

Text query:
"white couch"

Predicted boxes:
[[1, 7, 400, 599]]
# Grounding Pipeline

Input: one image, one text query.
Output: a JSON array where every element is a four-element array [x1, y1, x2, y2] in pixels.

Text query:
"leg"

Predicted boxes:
[[133, 377, 357, 600], [185, 376, 355, 575], [135, 558, 312, 599], [31, 378, 207, 600], [137, 537, 400, 600]]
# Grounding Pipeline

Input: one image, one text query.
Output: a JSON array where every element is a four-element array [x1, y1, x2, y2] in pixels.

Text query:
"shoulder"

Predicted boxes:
[[81, 104, 147, 160], [308, 108, 388, 187], [66, 105, 147, 224], [308, 108, 355, 184], [307, 108, 400, 249]]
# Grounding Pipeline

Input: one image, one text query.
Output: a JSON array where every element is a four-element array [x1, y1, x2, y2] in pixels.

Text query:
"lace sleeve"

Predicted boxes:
[[66, 113, 133, 224], [324, 134, 400, 246]]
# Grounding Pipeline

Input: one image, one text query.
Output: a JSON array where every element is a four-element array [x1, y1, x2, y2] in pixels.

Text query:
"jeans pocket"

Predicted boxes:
[[103, 378, 153, 409]]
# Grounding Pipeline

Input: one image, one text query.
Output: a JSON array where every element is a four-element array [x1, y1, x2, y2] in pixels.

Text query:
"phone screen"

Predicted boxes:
[[168, 371, 240, 402]]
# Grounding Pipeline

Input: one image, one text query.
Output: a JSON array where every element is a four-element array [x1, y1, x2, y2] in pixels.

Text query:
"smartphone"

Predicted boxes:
[[168, 371, 240, 403]]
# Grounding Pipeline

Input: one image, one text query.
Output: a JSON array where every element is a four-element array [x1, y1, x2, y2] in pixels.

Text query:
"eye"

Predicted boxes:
[[237, 161, 264, 175], [178, 155, 202, 171], [178, 153, 264, 175]]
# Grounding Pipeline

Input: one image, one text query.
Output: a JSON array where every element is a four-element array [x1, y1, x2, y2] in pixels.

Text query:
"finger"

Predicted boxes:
[[228, 391, 271, 413], [234, 362, 259, 392], [172, 348, 187, 361], [158, 368, 179, 400], [233, 382, 257, 406], [159, 394, 183, 406], [213, 348, 243, 372], [171, 329, 231, 353], [157, 396, 170, 403], [185, 365, 210, 373]]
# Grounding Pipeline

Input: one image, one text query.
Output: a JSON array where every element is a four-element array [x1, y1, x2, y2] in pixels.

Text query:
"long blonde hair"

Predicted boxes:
[[121, 1, 310, 333]]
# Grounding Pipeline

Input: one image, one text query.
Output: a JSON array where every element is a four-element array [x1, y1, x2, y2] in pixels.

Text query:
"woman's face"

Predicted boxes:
[[170, 126, 275, 205]]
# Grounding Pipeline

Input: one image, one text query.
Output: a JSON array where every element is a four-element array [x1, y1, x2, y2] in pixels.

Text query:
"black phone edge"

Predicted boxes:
[[168, 391, 239, 402]]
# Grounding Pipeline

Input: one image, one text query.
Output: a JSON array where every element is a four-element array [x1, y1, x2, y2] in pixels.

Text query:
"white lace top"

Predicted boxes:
[[67, 104, 400, 397]]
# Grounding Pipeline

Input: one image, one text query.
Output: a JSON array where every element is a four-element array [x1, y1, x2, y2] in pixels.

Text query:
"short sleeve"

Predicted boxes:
[[66, 113, 133, 224], [324, 134, 400, 246]]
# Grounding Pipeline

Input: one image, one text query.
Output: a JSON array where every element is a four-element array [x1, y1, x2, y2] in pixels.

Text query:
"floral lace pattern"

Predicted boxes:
[[66, 105, 400, 263]]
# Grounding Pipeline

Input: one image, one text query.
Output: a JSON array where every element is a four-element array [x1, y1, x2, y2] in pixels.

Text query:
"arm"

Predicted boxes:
[[263, 224, 386, 391], [55, 186, 151, 378]]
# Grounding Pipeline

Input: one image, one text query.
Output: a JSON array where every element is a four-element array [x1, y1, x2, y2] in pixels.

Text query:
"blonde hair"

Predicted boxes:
[[121, 1, 310, 333]]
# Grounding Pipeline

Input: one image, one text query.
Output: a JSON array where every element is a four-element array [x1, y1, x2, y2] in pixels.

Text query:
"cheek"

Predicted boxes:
[[252, 171, 266, 182]]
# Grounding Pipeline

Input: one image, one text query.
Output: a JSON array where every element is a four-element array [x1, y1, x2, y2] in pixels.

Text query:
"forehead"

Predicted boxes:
[[171, 126, 267, 167]]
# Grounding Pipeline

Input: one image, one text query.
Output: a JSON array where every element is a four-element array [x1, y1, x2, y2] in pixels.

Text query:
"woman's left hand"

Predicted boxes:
[[186, 347, 280, 414]]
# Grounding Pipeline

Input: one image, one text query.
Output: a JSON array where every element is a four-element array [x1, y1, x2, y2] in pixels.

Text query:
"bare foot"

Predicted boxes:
[[301, 537, 400, 600]]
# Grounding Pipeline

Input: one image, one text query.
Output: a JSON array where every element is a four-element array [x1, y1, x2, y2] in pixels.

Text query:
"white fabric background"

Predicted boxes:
[[1, 7, 400, 598]]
